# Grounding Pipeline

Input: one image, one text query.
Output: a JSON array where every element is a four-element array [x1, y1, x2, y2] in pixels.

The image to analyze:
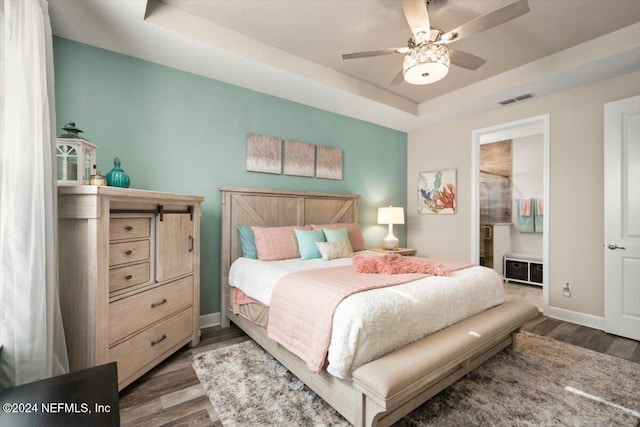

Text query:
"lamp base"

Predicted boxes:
[[381, 235, 399, 250]]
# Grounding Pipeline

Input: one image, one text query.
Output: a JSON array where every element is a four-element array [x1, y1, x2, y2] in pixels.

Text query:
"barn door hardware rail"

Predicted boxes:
[[157, 205, 194, 221], [111, 205, 194, 221]]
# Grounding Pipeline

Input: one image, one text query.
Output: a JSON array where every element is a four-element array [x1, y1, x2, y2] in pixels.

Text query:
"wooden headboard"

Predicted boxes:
[[219, 186, 360, 325]]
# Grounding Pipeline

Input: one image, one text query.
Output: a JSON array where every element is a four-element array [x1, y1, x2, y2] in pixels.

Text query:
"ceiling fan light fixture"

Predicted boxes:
[[403, 43, 450, 85]]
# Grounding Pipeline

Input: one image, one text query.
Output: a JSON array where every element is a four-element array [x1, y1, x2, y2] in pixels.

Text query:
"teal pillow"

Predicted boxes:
[[294, 228, 325, 260], [238, 225, 258, 259], [322, 227, 350, 244]]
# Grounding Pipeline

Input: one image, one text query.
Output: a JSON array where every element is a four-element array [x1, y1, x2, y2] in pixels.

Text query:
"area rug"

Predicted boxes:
[[192, 332, 640, 426]]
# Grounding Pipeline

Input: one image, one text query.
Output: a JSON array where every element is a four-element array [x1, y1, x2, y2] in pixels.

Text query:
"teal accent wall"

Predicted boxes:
[[53, 37, 407, 316]]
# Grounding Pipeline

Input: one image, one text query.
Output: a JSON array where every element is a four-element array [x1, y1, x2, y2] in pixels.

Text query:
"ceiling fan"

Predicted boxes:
[[342, 0, 530, 86]]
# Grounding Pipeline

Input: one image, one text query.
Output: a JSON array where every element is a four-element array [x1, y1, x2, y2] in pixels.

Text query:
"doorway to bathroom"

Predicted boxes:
[[471, 115, 549, 312]]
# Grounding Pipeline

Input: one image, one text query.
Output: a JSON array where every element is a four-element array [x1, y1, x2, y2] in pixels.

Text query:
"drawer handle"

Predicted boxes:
[[151, 298, 167, 308], [125, 274, 133, 280], [125, 250, 133, 255], [125, 226, 133, 231], [188, 235, 194, 253], [150, 334, 167, 346]]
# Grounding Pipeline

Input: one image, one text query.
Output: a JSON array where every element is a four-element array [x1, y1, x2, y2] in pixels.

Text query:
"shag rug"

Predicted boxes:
[[192, 332, 640, 426]]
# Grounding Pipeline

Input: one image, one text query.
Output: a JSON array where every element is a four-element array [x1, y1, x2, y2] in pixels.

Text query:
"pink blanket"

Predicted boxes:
[[353, 254, 447, 274], [267, 265, 429, 373], [354, 254, 473, 274]]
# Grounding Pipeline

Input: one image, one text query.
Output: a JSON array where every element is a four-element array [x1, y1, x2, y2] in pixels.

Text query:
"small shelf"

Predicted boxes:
[[504, 253, 543, 286]]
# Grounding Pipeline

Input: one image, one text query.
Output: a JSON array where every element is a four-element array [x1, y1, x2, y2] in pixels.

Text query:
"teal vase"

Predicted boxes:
[[106, 157, 130, 188]]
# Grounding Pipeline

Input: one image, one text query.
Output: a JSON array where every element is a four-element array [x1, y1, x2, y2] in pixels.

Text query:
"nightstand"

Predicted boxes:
[[370, 247, 417, 256]]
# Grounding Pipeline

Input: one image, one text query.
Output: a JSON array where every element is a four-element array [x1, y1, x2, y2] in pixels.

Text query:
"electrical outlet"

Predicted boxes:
[[562, 282, 571, 297]]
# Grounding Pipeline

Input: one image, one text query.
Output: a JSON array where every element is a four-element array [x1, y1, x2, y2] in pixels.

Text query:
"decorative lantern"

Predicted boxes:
[[56, 122, 97, 185]]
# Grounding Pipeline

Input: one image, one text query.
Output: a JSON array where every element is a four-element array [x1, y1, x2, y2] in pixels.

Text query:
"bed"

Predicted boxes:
[[220, 186, 539, 426]]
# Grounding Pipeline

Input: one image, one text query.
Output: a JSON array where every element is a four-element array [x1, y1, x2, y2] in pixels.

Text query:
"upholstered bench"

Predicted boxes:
[[351, 297, 539, 427]]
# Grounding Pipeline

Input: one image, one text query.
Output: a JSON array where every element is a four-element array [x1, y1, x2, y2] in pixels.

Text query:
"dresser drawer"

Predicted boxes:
[[109, 262, 151, 293], [109, 276, 193, 344], [109, 240, 150, 267], [110, 217, 150, 241], [109, 307, 193, 386]]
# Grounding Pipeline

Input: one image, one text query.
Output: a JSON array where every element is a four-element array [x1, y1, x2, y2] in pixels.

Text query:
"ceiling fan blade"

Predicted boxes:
[[449, 49, 487, 70], [402, 0, 430, 35], [389, 69, 405, 86], [342, 47, 409, 60], [440, 0, 529, 44]]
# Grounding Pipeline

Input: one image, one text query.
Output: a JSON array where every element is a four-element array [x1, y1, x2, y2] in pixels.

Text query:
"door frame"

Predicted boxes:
[[471, 114, 550, 312]]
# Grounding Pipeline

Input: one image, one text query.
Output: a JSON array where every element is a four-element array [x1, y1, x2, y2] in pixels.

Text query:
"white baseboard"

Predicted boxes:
[[545, 306, 604, 331], [199, 312, 221, 329]]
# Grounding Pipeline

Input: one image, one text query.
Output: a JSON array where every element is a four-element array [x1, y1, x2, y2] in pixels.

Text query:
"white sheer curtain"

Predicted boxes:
[[0, 0, 68, 390]]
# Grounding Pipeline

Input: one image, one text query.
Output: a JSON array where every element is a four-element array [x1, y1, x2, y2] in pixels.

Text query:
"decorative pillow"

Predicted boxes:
[[252, 225, 308, 261], [311, 223, 366, 251], [294, 228, 325, 260], [315, 241, 353, 261], [321, 227, 350, 245], [237, 225, 258, 259]]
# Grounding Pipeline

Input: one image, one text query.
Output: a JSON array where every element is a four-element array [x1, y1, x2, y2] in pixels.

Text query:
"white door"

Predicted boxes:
[[604, 95, 640, 340]]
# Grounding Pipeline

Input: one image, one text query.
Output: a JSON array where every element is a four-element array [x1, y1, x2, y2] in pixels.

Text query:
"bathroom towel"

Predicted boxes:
[[516, 199, 534, 233], [534, 198, 543, 233], [536, 198, 544, 216], [519, 198, 531, 216]]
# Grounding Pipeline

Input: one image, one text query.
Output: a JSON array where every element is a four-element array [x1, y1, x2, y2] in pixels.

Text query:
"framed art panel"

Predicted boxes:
[[316, 145, 342, 180], [418, 169, 457, 214], [284, 140, 315, 177], [246, 133, 282, 174]]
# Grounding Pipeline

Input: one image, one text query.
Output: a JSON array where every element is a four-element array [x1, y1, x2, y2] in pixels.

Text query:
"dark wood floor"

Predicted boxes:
[[118, 314, 639, 426]]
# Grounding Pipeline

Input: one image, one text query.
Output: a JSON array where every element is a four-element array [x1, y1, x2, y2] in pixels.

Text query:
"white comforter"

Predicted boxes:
[[229, 252, 505, 379]]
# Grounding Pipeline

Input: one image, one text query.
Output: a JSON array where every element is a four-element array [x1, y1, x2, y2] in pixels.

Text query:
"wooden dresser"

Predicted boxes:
[[57, 186, 203, 389]]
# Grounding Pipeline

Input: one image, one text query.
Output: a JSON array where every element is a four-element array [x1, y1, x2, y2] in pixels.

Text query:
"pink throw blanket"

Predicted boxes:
[[353, 254, 449, 275], [267, 265, 427, 373]]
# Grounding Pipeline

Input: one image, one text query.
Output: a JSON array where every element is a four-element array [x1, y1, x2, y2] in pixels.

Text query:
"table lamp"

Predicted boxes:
[[377, 205, 405, 249]]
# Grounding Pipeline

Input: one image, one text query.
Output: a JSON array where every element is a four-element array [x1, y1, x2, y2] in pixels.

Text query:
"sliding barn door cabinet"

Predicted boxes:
[[57, 186, 203, 389]]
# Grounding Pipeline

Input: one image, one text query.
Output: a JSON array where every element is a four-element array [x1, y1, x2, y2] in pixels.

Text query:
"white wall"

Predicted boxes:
[[408, 71, 640, 319], [511, 134, 543, 254]]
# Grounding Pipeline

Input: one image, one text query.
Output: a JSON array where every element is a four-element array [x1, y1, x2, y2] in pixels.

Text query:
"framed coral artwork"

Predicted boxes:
[[418, 169, 457, 214]]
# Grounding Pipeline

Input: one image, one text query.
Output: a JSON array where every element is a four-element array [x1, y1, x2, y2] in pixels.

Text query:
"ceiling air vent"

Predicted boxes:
[[498, 92, 535, 106]]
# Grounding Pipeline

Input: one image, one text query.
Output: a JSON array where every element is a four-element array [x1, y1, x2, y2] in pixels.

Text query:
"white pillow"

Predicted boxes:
[[315, 241, 353, 261]]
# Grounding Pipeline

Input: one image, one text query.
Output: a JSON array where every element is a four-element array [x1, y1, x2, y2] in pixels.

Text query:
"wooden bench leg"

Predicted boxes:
[[510, 330, 518, 350]]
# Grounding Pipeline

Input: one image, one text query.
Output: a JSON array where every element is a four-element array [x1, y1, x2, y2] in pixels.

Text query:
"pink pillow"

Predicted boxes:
[[252, 226, 309, 261], [311, 223, 366, 251]]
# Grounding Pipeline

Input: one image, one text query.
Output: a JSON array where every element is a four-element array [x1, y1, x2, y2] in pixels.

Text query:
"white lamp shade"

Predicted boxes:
[[377, 206, 405, 225]]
